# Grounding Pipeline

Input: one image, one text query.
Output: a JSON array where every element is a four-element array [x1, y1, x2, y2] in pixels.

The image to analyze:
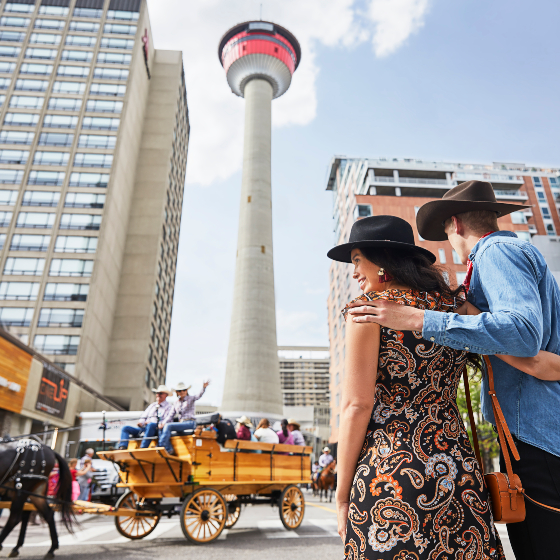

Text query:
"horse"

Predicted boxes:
[[0, 438, 75, 558], [313, 460, 336, 502]]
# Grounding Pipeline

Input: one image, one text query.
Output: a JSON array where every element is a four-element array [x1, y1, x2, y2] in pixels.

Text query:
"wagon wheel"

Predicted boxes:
[[114, 490, 160, 539], [224, 495, 241, 529], [279, 485, 305, 530], [180, 488, 227, 544]]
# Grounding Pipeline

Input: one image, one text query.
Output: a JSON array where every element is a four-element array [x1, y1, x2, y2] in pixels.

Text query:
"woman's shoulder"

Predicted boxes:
[[341, 288, 465, 317]]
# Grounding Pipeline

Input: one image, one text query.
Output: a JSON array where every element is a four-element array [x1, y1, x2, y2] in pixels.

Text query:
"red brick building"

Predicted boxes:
[[326, 157, 560, 443]]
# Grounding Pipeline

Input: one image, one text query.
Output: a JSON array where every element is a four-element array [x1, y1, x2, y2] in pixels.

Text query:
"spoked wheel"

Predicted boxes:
[[279, 485, 305, 530], [224, 494, 241, 529], [114, 490, 161, 539], [180, 488, 227, 544]]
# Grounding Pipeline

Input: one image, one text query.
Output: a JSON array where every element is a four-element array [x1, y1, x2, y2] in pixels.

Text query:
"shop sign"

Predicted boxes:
[[35, 362, 69, 419], [0, 335, 32, 414]]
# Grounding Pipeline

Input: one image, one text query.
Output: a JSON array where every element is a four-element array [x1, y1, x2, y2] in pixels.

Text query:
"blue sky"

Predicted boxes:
[[147, 0, 560, 405]]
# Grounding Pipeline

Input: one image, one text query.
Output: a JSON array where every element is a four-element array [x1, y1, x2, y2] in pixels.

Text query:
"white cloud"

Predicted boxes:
[[366, 0, 431, 57], [146, 0, 432, 185]]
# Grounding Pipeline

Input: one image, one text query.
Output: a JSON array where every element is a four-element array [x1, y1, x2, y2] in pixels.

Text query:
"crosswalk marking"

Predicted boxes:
[[258, 519, 299, 539], [308, 519, 338, 537]]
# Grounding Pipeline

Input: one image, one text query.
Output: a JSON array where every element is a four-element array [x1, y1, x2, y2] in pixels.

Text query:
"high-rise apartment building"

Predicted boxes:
[[326, 157, 559, 442], [277, 345, 330, 407], [0, 0, 189, 410]]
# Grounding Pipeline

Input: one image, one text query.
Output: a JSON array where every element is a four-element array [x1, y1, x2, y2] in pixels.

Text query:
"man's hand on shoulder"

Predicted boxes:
[[345, 299, 425, 332]]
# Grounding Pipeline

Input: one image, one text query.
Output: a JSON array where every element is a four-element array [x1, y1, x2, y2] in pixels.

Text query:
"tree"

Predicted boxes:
[[456, 366, 499, 473]]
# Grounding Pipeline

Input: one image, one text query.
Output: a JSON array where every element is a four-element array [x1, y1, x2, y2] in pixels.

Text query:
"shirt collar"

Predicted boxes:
[[468, 231, 517, 263]]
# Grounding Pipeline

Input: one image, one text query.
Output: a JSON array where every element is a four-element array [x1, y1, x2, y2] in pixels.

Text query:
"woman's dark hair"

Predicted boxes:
[[359, 247, 463, 299], [281, 418, 289, 438]]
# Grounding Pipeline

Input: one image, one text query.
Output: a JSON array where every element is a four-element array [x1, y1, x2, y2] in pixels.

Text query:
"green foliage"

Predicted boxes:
[[456, 365, 499, 472]]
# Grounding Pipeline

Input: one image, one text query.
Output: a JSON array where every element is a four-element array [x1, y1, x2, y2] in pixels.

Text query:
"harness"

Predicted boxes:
[[0, 438, 48, 493]]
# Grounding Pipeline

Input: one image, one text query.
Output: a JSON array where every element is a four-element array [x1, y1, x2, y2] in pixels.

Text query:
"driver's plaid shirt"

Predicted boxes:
[[162, 387, 206, 423]]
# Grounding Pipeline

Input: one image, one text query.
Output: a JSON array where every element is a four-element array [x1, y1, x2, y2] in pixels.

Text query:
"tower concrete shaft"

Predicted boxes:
[[221, 78, 283, 418]]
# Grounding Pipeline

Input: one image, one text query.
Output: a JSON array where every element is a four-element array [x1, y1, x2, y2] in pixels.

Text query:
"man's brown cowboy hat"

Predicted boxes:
[[416, 180, 531, 241]]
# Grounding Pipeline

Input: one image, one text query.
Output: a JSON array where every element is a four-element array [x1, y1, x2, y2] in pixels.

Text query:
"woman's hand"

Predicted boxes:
[[336, 499, 349, 543]]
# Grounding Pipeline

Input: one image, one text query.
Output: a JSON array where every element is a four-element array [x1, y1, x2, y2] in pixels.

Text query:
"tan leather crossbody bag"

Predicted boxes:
[[463, 356, 560, 523]]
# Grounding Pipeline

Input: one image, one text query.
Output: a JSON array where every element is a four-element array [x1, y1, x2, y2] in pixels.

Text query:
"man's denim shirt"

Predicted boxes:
[[423, 231, 560, 458]]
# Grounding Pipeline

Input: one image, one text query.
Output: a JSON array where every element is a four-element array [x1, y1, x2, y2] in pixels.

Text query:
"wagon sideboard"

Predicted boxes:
[[98, 431, 312, 498]]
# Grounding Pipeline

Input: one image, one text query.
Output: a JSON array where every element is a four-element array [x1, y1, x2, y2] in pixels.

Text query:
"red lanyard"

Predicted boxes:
[[462, 232, 495, 293]]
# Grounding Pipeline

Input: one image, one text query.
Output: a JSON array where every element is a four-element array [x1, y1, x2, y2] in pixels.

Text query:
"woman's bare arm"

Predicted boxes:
[[336, 318, 380, 541], [456, 302, 560, 381]]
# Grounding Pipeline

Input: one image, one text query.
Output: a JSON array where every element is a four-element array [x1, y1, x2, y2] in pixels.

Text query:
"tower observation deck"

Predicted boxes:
[[218, 22, 301, 420]]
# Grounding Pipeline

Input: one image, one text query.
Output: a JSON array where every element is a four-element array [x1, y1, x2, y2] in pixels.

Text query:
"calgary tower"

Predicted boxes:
[[218, 21, 301, 420]]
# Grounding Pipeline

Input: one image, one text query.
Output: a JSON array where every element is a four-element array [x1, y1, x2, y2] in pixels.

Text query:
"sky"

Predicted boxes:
[[146, 0, 560, 405]]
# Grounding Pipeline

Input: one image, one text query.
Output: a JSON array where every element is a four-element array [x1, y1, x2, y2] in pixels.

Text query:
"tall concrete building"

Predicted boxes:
[[326, 157, 558, 442], [0, 0, 188, 411], [218, 21, 300, 420]]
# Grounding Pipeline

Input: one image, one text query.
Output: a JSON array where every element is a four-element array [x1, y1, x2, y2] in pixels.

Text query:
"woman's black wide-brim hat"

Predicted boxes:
[[327, 215, 436, 264]]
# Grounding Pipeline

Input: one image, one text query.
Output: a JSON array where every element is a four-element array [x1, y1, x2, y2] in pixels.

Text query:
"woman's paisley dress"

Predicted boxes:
[[341, 289, 504, 560]]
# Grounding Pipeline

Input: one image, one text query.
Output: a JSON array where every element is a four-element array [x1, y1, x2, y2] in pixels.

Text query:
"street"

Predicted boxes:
[[0, 492, 515, 559]]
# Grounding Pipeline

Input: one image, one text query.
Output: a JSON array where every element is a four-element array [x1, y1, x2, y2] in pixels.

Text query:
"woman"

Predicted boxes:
[[236, 416, 253, 441], [254, 419, 280, 444], [277, 419, 294, 445], [330, 216, 505, 559], [76, 458, 93, 501]]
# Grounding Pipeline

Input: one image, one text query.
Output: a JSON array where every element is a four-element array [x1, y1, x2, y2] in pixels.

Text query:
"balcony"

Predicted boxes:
[[373, 176, 449, 186], [494, 190, 528, 200]]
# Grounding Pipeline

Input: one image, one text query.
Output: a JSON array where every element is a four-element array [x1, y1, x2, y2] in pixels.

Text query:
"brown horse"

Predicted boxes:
[[313, 460, 336, 502]]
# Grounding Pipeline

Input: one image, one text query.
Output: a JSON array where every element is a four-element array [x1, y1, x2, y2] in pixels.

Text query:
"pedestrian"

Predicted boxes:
[[160, 381, 210, 455], [330, 215, 504, 558], [68, 458, 80, 502], [253, 419, 279, 443], [77, 447, 94, 469], [286, 419, 305, 446], [277, 419, 294, 445], [76, 457, 93, 502], [345, 184, 560, 558], [235, 416, 252, 441]]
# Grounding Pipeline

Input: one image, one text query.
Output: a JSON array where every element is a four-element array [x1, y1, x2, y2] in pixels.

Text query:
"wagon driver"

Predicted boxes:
[[313, 446, 334, 483]]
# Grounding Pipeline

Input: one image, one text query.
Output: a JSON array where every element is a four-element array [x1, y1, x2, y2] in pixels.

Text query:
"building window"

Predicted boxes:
[[78, 134, 116, 149], [4, 4, 35, 14], [456, 271, 467, 285], [33, 151, 70, 166], [511, 211, 527, 224], [442, 271, 450, 285], [55, 235, 97, 254], [44, 282, 88, 302], [452, 249, 462, 265], [0, 211, 13, 227], [0, 45, 20, 57], [93, 67, 129, 81], [336, 414, 340, 428], [59, 213, 101, 231], [27, 171, 65, 186], [20, 63, 53, 75], [437, 248, 446, 264], [48, 97, 82, 112], [0, 149, 28, 164], [68, 172, 109, 188], [536, 191, 546, 200], [39, 132, 74, 147], [68, 21, 99, 33], [61, 50, 93, 63], [0, 282, 40, 301], [0, 131, 34, 145], [107, 10, 140, 21], [0, 17, 30, 28], [29, 33, 62, 45], [0, 61, 16, 74], [34, 335, 80, 355], [15, 79, 48, 92], [541, 206, 551, 218], [52, 81, 86, 95], [34, 19, 65, 31], [16, 212, 56, 229], [56, 65, 89, 78], [97, 52, 131, 65], [24, 47, 57, 60], [74, 152, 113, 168], [0, 190, 18, 205], [38, 308, 84, 328], [86, 99, 122, 113], [533, 177, 542, 186], [0, 307, 34, 326], [10, 234, 51, 251], [4, 257, 45, 275], [38, 5, 69, 17], [73, 7, 103, 19], [82, 116, 120, 131], [100, 37, 133, 50], [89, 83, 125, 97], [65, 35, 97, 47], [43, 115, 78, 129], [9, 96, 43, 110], [0, 31, 26, 42], [64, 192, 105, 208], [516, 231, 531, 242], [49, 258, 93, 277], [547, 223, 556, 236], [4, 113, 40, 127], [103, 23, 137, 35]]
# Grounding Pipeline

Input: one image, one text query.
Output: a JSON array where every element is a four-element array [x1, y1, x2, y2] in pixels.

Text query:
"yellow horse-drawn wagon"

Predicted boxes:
[[97, 430, 312, 543]]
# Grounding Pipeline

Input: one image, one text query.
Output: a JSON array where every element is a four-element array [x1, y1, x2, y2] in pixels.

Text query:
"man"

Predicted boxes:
[[287, 419, 305, 446], [117, 385, 172, 450], [160, 380, 210, 455], [345, 180, 560, 559], [314, 447, 334, 482], [77, 447, 94, 469], [214, 414, 236, 445]]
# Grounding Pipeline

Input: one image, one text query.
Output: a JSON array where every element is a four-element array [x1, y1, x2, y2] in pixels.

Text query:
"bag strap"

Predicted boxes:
[[462, 365, 484, 472]]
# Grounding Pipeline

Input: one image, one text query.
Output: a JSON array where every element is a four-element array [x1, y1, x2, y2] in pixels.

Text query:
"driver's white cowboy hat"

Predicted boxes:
[[152, 385, 171, 395], [174, 382, 191, 392], [322, 447, 331, 453], [236, 415, 253, 427]]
